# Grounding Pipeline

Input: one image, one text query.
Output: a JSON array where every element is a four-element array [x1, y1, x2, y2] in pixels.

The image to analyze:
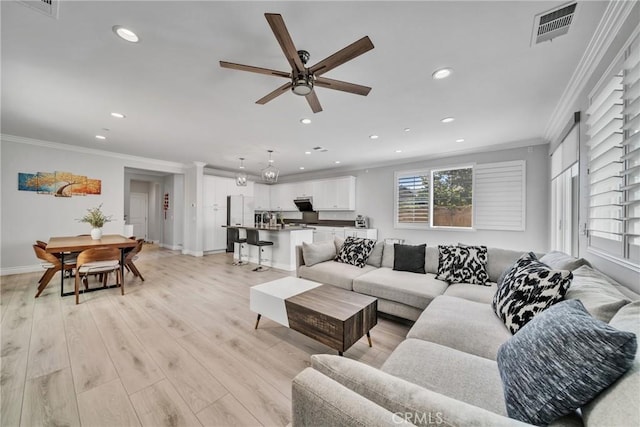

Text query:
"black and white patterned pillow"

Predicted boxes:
[[335, 237, 376, 268], [450, 245, 489, 285], [493, 253, 573, 334], [435, 245, 458, 281]]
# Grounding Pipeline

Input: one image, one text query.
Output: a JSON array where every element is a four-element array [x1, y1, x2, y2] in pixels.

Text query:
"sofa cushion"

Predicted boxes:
[[301, 240, 336, 267], [382, 339, 507, 416], [393, 244, 426, 274], [334, 236, 345, 253], [539, 251, 591, 271], [353, 268, 447, 310], [565, 265, 631, 323], [298, 261, 376, 291], [335, 236, 376, 268], [493, 253, 572, 334], [425, 246, 439, 274], [497, 299, 637, 426], [582, 301, 640, 426], [444, 283, 497, 304], [486, 247, 530, 283], [407, 295, 512, 360], [365, 241, 384, 267]]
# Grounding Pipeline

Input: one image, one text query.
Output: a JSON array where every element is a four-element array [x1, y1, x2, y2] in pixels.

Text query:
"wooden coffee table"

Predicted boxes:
[[250, 277, 378, 355]]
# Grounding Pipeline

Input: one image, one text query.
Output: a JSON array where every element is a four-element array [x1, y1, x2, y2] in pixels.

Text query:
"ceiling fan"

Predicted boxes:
[[220, 13, 374, 113]]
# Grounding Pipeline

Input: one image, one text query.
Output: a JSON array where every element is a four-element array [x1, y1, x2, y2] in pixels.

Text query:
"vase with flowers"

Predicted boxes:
[[78, 204, 112, 240]]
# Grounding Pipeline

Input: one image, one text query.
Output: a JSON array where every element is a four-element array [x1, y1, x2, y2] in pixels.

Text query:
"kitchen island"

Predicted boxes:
[[223, 225, 314, 271]]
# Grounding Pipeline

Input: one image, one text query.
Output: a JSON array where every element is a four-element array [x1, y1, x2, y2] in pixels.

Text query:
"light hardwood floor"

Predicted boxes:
[[1, 245, 411, 427]]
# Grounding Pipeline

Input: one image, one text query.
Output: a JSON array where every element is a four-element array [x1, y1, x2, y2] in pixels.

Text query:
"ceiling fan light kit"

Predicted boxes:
[[220, 13, 374, 113]]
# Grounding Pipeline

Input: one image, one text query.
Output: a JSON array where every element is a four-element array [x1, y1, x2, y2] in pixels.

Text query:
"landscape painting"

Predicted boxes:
[[18, 170, 101, 197]]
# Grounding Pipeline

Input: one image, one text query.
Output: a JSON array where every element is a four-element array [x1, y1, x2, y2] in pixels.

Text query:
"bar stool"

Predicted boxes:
[[246, 229, 273, 272], [232, 228, 248, 266]]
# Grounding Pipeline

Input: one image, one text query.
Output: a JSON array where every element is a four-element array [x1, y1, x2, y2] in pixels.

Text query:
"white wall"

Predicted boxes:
[[280, 144, 550, 252], [0, 136, 185, 274]]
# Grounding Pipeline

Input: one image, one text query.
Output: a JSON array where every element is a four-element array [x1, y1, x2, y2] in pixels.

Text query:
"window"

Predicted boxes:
[[395, 166, 473, 229], [586, 32, 639, 266], [395, 171, 430, 227], [431, 167, 473, 228]]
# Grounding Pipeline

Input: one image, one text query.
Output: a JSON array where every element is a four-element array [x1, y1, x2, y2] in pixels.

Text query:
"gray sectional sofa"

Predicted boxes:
[[292, 241, 640, 426]]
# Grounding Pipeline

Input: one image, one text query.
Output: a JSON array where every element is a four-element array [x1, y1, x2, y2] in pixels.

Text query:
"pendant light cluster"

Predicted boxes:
[[234, 150, 280, 186]]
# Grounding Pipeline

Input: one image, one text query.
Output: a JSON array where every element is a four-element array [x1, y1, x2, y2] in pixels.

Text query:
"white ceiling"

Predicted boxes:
[[1, 1, 608, 176]]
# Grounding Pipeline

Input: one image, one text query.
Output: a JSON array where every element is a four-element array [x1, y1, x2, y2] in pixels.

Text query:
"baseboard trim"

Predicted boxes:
[[160, 243, 183, 250], [1, 264, 43, 276], [182, 249, 204, 257]]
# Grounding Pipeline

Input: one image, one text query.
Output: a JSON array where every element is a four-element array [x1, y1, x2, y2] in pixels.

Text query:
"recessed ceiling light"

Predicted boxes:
[[335, 161, 341, 164], [299, 166, 305, 170], [304, 151, 311, 155], [300, 118, 311, 124], [441, 117, 455, 123], [112, 25, 139, 43], [110, 112, 126, 119], [404, 128, 411, 132], [456, 138, 465, 143], [432, 67, 453, 80], [95, 135, 106, 140], [395, 150, 402, 153], [369, 134, 379, 140]]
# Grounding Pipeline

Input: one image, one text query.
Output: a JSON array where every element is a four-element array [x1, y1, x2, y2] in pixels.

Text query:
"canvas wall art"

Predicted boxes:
[[18, 171, 102, 197]]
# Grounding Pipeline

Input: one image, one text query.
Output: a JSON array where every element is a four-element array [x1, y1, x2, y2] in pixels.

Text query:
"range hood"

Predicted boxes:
[[294, 197, 314, 212]]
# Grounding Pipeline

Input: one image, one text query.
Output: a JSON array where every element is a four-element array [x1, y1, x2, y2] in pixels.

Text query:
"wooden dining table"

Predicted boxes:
[[46, 234, 138, 297]]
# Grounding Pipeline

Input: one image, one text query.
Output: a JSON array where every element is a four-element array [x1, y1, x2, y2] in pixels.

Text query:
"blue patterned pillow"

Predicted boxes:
[[335, 237, 375, 268], [493, 252, 572, 334], [497, 299, 637, 425]]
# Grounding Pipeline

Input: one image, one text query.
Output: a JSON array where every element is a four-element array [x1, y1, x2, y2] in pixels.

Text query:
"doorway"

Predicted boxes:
[[130, 192, 148, 240]]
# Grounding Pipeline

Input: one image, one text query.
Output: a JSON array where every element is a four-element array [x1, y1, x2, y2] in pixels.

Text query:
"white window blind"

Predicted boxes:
[[474, 160, 526, 231], [395, 171, 430, 227], [586, 32, 640, 264]]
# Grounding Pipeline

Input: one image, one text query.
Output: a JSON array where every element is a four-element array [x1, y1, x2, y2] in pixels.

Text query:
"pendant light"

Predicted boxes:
[[261, 150, 279, 183], [235, 158, 247, 187]]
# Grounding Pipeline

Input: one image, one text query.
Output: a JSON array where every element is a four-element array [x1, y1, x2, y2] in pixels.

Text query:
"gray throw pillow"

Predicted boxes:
[[393, 244, 426, 274], [381, 243, 395, 268], [497, 299, 637, 425], [566, 265, 631, 323], [492, 253, 572, 334], [366, 241, 384, 267], [301, 240, 336, 267]]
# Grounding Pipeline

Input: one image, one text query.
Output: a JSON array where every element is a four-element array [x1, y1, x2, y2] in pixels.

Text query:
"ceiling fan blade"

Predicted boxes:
[[306, 91, 323, 113], [309, 36, 374, 77], [220, 61, 291, 79], [315, 77, 371, 96], [265, 13, 305, 73], [256, 82, 293, 105]]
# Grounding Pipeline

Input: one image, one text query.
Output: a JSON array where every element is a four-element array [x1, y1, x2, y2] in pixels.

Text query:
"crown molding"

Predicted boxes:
[[1, 134, 187, 172], [544, 1, 637, 143]]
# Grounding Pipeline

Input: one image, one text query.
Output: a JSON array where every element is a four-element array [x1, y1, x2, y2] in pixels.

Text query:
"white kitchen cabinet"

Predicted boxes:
[[312, 226, 346, 242], [254, 183, 270, 211], [313, 176, 356, 210], [270, 183, 298, 211], [203, 175, 234, 252], [344, 228, 378, 240]]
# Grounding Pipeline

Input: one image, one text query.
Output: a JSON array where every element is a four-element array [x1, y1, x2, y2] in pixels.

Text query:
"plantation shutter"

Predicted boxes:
[[474, 160, 526, 231], [395, 172, 430, 226]]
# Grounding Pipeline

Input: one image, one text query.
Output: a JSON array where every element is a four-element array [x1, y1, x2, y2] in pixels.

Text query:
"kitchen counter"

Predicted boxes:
[[223, 225, 313, 271], [224, 225, 314, 232]]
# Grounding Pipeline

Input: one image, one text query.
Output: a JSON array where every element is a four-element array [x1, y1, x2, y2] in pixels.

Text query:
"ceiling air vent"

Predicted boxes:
[[17, 0, 59, 19], [531, 2, 577, 46], [312, 146, 328, 152]]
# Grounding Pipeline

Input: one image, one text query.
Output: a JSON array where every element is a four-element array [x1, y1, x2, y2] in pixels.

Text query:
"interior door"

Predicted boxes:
[[130, 192, 148, 240]]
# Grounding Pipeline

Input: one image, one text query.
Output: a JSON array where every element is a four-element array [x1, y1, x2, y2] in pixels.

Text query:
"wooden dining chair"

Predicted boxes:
[[33, 245, 76, 297], [124, 238, 145, 281], [74, 247, 122, 304]]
